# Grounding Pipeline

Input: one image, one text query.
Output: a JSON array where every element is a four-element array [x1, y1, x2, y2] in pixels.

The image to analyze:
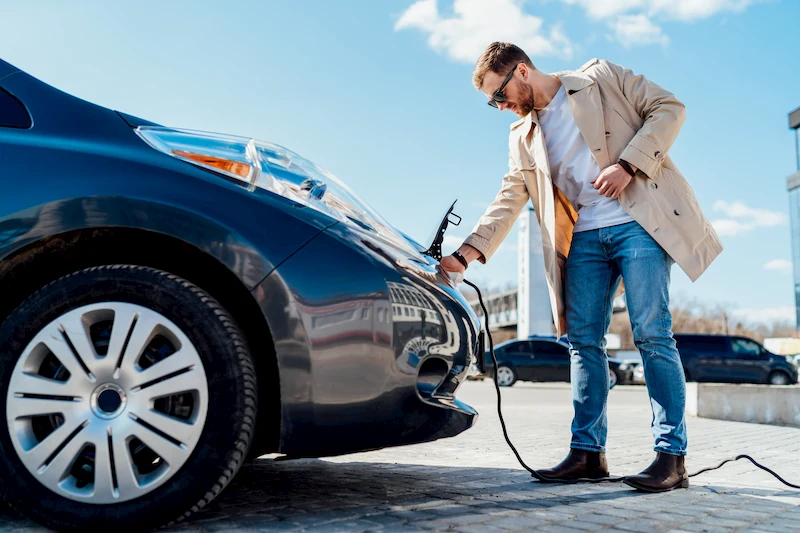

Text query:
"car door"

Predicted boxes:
[[485, 345, 503, 373], [503, 341, 536, 381], [699, 337, 732, 382], [727, 337, 769, 383], [531, 341, 571, 382], [676, 335, 727, 381]]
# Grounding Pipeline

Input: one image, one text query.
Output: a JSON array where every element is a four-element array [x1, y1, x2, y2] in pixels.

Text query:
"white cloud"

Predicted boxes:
[[394, 0, 573, 64], [764, 259, 793, 274], [560, 0, 643, 20], [609, 14, 669, 48], [731, 306, 795, 325], [710, 200, 786, 237], [653, 0, 755, 22], [395, 0, 759, 56], [559, 0, 755, 22], [562, 0, 756, 47]]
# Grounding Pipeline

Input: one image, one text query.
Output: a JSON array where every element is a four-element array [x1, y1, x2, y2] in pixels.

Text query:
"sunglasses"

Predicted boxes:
[[488, 64, 519, 109]]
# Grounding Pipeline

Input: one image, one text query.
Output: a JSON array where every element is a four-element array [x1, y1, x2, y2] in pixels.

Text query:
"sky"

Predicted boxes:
[[1, 0, 799, 326]]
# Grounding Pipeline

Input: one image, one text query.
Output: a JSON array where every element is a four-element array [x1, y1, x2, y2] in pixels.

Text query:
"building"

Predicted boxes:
[[786, 106, 800, 329]]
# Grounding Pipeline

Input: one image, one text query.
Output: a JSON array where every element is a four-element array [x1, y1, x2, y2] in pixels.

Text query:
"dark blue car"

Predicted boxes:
[[674, 334, 798, 385], [485, 337, 629, 388], [0, 58, 480, 531]]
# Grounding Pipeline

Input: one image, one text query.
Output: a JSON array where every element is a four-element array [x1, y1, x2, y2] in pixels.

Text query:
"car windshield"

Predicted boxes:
[[493, 340, 519, 351]]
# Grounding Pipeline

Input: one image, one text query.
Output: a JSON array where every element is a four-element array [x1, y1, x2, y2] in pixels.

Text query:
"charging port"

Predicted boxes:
[[416, 357, 449, 398]]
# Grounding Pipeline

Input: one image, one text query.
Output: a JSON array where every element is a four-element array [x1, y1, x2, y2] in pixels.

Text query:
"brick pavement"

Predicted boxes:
[[2, 382, 800, 532]]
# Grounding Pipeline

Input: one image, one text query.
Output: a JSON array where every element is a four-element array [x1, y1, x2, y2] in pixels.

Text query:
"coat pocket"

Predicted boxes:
[[657, 167, 707, 248]]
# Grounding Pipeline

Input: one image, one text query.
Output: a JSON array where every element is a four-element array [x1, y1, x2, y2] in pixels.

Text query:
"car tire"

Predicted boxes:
[[0, 265, 257, 532], [496, 366, 517, 387], [608, 369, 618, 389], [768, 371, 791, 386]]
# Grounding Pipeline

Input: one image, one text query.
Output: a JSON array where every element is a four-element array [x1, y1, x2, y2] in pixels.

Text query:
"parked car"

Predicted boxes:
[[528, 334, 570, 343], [0, 58, 481, 532], [607, 358, 632, 388], [607, 350, 644, 385], [632, 362, 645, 384], [674, 334, 799, 385], [483, 338, 620, 388]]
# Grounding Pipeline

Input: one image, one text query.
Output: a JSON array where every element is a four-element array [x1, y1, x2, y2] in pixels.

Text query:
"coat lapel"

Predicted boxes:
[[554, 71, 610, 171], [514, 113, 560, 320]]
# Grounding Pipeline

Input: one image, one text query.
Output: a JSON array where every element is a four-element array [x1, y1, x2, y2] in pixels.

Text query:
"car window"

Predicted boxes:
[[731, 338, 762, 357], [507, 341, 533, 354], [675, 335, 727, 352], [531, 341, 569, 360], [0, 87, 31, 128]]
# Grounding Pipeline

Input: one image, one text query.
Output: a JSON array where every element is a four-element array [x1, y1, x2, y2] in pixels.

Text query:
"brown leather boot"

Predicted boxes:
[[624, 453, 689, 492], [535, 449, 610, 483]]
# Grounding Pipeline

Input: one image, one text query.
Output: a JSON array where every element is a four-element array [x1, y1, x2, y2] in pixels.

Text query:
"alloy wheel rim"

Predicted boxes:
[[497, 367, 514, 386], [6, 302, 209, 504], [772, 373, 789, 385]]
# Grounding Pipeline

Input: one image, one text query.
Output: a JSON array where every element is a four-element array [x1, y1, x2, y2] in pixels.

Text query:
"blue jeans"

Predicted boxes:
[[566, 220, 687, 456]]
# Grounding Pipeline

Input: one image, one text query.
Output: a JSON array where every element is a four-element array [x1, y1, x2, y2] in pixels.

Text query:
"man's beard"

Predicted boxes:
[[516, 81, 537, 117]]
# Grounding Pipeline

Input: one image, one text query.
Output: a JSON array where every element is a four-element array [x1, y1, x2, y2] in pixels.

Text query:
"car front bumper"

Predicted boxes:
[[254, 222, 480, 457]]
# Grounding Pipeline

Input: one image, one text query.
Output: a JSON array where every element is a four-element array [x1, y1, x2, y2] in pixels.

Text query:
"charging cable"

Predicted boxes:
[[462, 278, 800, 489]]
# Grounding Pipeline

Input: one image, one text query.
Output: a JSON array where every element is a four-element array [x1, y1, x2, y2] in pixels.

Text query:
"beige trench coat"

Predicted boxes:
[[463, 58, 723, 336]]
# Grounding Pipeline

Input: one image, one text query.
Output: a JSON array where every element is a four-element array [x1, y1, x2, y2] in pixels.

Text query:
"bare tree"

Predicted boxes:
[[609, 299, 798, 349]]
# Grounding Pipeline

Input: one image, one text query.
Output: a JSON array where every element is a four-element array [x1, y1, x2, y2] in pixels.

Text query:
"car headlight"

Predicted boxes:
[[136, 126, 421, 258]]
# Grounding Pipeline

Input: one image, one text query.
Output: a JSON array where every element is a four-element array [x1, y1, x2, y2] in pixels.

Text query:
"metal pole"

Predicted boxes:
[[794, 128, 800, 172]]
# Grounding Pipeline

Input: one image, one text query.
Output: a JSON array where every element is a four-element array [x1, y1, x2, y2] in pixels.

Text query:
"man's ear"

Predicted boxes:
[[518, 63, 530, 80]]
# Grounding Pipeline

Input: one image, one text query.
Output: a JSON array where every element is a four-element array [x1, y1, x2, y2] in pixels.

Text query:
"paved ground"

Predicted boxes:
[[3, 381, 800, 532]]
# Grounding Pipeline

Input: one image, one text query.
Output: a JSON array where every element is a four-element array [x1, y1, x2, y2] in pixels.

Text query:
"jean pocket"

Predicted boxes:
[[622, 225, 668, 259]]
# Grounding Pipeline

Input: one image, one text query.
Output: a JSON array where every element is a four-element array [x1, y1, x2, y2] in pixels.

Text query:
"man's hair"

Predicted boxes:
[[472, 42, 535, 90]]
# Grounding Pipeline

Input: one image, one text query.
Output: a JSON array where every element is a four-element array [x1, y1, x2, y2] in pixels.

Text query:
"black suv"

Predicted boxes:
[[674, 334, 798, 385]]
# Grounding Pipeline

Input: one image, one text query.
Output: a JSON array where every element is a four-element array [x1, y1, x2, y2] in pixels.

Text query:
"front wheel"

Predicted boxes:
[[768, 371, 791, 386], [496, 366, 517, 387], [608, 369, 619, 389], [0, 266, 257, 532]]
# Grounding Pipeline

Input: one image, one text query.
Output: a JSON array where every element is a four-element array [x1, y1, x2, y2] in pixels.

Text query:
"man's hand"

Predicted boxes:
[[440, 254, 466, 274], [590, 162, 637, 200], [440, 244, 482, 274]]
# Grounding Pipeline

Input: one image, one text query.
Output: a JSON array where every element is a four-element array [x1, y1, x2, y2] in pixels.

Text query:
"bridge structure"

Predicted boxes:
[[465, 289, 625, 333]]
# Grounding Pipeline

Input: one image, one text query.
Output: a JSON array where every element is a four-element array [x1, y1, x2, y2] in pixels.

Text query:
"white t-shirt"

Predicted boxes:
[[536, 85, 634, 233]]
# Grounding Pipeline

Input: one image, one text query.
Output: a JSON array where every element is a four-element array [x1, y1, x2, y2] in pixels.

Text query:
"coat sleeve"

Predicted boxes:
[[601, 60, 686, 179], [463, 153, 530, 263]]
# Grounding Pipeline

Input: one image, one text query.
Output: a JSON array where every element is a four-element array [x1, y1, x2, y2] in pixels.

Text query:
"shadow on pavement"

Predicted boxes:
[[2, 458, 800, 532]]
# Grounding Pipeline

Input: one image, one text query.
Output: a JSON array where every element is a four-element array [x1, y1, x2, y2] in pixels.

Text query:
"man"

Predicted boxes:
[[440, 42, 722, 492]]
